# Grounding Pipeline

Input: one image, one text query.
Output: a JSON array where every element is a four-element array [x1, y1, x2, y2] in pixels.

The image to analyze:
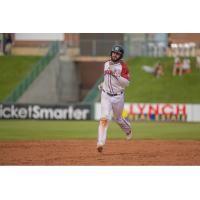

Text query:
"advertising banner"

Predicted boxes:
[[95, 103, 200, 122], [0, 104, 92, 120]]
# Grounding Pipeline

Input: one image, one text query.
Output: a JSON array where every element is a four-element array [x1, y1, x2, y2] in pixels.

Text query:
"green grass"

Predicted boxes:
[[1, 56, 200, 104], [0, 120, 200, 140], [0, 56, 41, 101], [125, 57, 200, 103]]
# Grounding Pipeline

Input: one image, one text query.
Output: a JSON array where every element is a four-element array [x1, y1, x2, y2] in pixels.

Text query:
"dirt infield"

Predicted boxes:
[[0, 140, 200, 165]]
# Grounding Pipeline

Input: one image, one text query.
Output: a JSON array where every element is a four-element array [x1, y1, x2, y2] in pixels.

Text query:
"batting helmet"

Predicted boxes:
[[110, 45, 124, 60]]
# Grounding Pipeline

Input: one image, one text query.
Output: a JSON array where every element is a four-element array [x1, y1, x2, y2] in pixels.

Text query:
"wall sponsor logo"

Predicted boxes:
[[95, 103, 196, 122], [0, 104, 91, 120], [123, 103, 187, 122]]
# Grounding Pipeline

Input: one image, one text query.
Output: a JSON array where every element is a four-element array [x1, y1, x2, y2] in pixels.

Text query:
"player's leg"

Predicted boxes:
[[97, 92, 112, 152], [112, 94, 132, 140]]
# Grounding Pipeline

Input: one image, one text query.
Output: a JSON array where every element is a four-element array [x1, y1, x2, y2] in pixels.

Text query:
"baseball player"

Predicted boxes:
[[97, 45, 132, 153]]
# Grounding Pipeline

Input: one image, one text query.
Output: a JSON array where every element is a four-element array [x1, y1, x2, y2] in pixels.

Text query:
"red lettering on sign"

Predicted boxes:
[[129, 104, 135, 115], [138, 104, 145, 115], [148, 104, 159, 115], [176, 105, 186, 116], [162, 104, 173, 115]]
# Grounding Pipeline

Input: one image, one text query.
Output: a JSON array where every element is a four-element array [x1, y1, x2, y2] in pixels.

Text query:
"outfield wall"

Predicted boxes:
[[0, 104, 92, 120], [95, 103, 200, 122], [1, 103, 200, 122]]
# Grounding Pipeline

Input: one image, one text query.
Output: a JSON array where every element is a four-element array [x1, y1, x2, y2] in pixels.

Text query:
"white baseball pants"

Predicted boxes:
[[97, 91, 131, 146]]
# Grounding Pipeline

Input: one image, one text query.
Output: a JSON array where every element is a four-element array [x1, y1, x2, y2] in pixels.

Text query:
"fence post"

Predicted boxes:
[[124, 34, 130, 59], [92, 40, 96, 56]]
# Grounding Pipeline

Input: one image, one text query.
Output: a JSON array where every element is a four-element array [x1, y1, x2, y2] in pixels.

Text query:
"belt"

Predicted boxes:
[[103, 89, 123, 96]]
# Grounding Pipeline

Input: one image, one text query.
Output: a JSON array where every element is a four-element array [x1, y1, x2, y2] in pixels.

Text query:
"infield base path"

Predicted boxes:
[[0, 140, 200, 165]]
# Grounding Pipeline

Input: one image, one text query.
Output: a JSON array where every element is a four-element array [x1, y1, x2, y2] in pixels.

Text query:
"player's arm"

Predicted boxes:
[[98, 82, 103, 91], [113, 62, 130, 87], [98, 63, 106, 91], [117, 75, 129, 87]]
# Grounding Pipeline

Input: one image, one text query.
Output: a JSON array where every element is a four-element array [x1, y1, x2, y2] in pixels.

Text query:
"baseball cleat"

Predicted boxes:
[[97, 145, 103, 153], [126, 131, 133, 140]]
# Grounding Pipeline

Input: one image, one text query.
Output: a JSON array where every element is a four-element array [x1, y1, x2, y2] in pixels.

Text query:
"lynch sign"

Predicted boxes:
[[0, 104, 91, 120], [123, 103, 187, 121]]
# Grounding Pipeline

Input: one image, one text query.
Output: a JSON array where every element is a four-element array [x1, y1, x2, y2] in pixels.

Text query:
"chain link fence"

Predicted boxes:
[[68, 39, 168, 57], [69, 38, 199, 58]]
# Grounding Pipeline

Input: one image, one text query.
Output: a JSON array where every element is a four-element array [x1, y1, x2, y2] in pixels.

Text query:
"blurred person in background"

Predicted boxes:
[[142, 61, 164, 78], [154, 62, 164, 78], [3, 33, 13, 55], [182, 57, 191, 74], [196, 54, 200, 69], [172, 56, 183, 76]]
